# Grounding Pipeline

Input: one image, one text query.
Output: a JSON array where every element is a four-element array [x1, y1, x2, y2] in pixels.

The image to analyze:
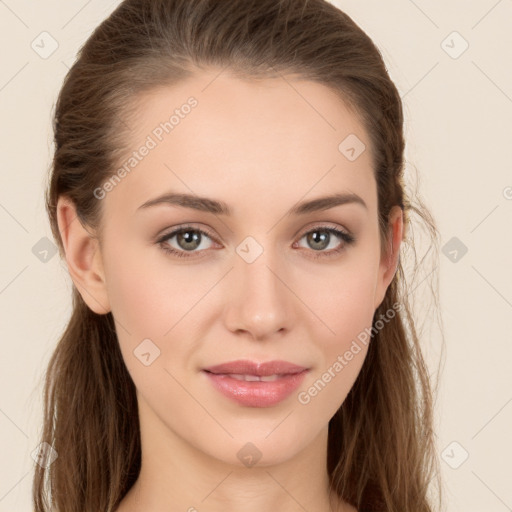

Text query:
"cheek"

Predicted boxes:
[[102, 241, 223, 384], [295, 279, 376, 417], [292, 256, 378, 405], [102, 249, 199, 408], [103, 239, 212, 336], [293, 252, 379, 343]]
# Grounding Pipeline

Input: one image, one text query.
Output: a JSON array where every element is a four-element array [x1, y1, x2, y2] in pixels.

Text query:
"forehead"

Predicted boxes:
[[104, 69, 376, 218]]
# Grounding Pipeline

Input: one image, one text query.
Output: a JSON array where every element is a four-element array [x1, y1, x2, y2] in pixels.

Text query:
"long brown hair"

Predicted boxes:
[[34, 1, 443, 510]]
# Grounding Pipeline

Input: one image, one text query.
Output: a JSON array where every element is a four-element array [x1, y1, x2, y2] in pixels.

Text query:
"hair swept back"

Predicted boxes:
[[34, 1, 444, 511]]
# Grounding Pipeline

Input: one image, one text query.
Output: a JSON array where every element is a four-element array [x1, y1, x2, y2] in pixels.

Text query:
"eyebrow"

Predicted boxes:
[[137, 191, 367, 216]]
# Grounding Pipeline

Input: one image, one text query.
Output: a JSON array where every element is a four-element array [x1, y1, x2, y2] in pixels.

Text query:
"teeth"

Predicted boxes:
[[260, 374, 280, 382], [227, 373, 281, 382]]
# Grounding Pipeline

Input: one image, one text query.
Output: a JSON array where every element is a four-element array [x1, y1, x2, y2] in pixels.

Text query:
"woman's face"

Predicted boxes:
[[72, 69, 401, 467]]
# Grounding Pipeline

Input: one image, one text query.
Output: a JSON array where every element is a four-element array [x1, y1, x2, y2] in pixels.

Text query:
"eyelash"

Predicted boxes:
[[156, 224, 356, 260]]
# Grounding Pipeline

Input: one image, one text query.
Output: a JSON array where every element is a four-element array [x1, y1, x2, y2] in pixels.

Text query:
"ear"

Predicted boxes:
[[373, 205, 404, 310], [56, 196, 111, 315]]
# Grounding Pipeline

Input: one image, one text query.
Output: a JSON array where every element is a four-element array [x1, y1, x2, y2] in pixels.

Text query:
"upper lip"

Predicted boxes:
[[203, 359, 308, 376]]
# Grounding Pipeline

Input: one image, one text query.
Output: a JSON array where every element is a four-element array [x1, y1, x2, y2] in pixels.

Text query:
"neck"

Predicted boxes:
[[116, 396, 351, 512]]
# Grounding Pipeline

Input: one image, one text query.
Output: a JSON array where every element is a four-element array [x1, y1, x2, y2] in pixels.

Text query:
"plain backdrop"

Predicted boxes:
[[0, 1, 511, 510]]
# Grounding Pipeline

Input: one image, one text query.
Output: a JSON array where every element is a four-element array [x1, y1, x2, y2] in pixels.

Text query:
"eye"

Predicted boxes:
[[294, 225, 355, 259], [157, 225, 217, 258]]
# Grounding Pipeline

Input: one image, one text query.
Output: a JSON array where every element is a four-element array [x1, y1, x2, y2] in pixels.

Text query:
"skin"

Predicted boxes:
[[57, 68, 403, 512]]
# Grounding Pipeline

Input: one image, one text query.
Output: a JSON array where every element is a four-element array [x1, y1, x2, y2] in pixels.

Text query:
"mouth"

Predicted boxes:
[[202, 360, 310, 407]]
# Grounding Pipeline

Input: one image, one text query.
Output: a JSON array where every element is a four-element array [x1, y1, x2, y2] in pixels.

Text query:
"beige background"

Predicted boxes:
[[0, 0, 511, 510]]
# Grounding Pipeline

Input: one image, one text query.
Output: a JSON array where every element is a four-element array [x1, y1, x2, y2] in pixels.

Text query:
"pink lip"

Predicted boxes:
[[202, 359, 309, 408]]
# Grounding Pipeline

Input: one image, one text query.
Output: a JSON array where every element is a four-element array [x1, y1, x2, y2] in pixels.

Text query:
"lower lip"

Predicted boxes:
[[203, 370, 309, 407]]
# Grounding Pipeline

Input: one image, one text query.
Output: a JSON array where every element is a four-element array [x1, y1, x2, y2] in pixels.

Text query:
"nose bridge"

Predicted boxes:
[[224, 236, 294, 338]]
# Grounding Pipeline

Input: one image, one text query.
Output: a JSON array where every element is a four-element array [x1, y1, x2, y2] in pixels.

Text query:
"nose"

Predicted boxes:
[[223, 244, 296, 341]]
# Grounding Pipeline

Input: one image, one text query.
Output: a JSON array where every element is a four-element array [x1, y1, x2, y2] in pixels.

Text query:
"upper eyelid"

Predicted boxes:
[[294, 221, 351, 237]]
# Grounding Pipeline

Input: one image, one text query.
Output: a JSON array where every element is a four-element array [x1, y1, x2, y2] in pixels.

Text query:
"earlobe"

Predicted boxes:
[[373, 206, 404, 310], [56, 196, 111, 315]]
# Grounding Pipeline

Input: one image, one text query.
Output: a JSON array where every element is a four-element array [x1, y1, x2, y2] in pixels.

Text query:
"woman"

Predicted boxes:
[[34, 0, 442, 510]]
